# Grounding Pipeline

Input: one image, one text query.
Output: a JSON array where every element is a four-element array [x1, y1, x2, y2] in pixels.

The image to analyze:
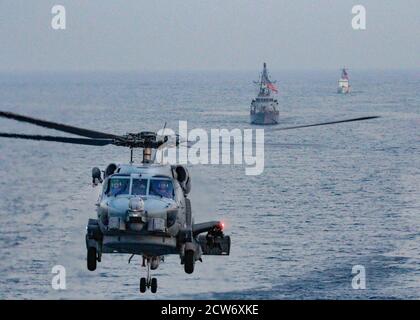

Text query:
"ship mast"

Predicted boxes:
[[262, 62, 269, 84], [341, 67, 349, 80], [258, 62, 275, 97]]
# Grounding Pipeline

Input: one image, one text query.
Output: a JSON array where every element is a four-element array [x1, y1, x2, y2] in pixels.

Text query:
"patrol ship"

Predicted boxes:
[[250, 63, 279, 125], [337, 68, 350, 94]]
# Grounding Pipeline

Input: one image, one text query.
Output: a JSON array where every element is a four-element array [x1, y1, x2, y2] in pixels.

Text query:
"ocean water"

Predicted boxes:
[[0, 70, 418, 299]]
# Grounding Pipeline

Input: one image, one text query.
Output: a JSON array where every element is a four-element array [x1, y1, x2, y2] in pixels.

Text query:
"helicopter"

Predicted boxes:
[[0, 110, 231, 294], [0, 110, 379, 294]]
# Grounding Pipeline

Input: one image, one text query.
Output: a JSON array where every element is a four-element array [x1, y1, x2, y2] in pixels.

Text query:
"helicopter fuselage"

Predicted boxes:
[[93, 163, 188, 256], [85, 161, 230, 293]]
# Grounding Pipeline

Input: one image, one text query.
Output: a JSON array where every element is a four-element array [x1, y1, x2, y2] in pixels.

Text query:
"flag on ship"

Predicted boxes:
[[267, 82, 278, 93]]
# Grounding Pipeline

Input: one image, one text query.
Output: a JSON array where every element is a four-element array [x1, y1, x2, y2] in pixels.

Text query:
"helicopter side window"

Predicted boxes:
[[131, 179, 148, 196], [149, 179, 174, 199], [107, 178, 130, 196]]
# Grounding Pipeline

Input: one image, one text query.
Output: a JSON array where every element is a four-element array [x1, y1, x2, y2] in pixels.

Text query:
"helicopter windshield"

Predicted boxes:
[[149, 179, 174, 199], [107, 177, 130, 196], [131, 178, 148, 196]]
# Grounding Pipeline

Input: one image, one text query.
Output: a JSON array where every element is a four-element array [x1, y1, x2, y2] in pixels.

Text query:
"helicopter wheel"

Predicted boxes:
[[184, 250, 195, 274], [140, 277, 147, 293], [151, 278, 157, 293], [87, 247, 97, 271]]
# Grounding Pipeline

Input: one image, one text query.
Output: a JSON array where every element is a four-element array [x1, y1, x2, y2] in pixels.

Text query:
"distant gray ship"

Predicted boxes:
[[250, 63, 279, 125]]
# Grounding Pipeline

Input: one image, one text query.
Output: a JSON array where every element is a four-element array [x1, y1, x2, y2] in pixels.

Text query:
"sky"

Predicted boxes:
[[0, 0, 419, 72]]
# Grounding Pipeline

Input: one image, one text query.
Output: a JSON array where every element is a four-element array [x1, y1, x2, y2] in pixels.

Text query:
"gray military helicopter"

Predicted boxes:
[[0, 111, 230, 294], [0, 110, 379, 294]]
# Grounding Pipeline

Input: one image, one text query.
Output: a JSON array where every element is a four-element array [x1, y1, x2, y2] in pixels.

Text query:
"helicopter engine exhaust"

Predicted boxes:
[[105, 163, 117, 178], [143, 147, 152, 163], [172, 165, 191, 194]]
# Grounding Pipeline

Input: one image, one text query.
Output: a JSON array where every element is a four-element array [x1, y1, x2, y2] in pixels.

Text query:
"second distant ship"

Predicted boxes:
[[337, 68, 350, 94], [250, 63, 279, 125]]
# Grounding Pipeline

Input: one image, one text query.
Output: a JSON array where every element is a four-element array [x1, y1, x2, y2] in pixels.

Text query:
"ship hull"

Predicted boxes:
[[250, 111, 279, 125], [337, 86, 350, 94]]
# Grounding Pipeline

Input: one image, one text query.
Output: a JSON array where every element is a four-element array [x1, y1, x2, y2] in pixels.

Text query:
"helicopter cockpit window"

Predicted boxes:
[[107, 177, 130, 196], [131, 179, 148, 196], [149, 179, 174, 199]]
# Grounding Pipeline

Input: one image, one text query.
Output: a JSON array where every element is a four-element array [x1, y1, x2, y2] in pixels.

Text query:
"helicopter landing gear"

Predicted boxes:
[[139, 277, 147, 293], [151, 278, 158, 293], [184, 199, 195, 274], [86, 219, 102, 271], [184, 250, 195, 274], [140, 277, 157, 293], [87, 247, 97, 271], [139, 256, 158, 293]]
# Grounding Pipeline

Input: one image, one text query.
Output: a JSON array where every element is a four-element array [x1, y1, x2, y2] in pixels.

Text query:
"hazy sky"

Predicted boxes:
[[0, 0, 418, 72]]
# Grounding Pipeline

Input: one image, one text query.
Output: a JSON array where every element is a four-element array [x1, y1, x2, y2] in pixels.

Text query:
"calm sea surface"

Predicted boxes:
[[0, 70, 419, 299]]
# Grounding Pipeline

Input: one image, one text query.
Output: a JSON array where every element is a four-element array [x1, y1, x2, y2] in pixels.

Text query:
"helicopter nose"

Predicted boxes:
[[129, 197, 144, 211]]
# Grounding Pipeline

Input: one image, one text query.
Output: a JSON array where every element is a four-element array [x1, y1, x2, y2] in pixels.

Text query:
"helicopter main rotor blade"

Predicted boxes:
[[0, 111, 121, 139], [0, 133, 114, 146], [272, 116, 380, 131]]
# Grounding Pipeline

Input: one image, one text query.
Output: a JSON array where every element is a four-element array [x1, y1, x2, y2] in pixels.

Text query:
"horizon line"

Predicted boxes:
[[0, 67, 419, 74]]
